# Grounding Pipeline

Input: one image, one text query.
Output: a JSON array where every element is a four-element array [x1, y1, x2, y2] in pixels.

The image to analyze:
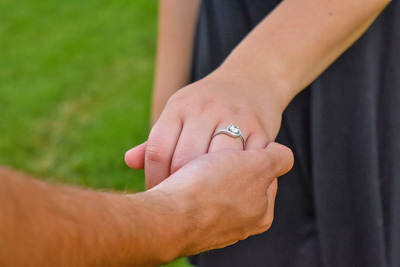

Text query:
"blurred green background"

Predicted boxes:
[[0, 0, 190, 266]]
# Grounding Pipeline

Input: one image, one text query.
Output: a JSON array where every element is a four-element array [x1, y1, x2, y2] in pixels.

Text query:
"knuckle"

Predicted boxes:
[[254, 217, 273, 235], [166, 90, 193, 108], [196, 98, 216, 114], [238, 232, 250, 241], [229, 101, 249, 117], [145, 143, 168, 164], [251, 201, 274, 234], [261, 212, 274, 231], [166, 91, 185, 105], [264, 218, 274, 231], [283, 146, 295, 172], [232, 226, 251, 242]]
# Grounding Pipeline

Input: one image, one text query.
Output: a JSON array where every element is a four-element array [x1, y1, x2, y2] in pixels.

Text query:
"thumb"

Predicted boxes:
[[261, 142, 294, 179], [229, 142, 293, 186]]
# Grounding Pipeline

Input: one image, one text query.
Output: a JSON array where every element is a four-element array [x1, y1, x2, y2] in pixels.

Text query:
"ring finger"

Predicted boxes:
[[208, 123, 248, 153]]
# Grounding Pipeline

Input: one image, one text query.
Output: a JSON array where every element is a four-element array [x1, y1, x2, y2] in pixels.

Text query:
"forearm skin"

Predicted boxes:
[[151, 0, 201, 124], [216, 0, 391, 111], [0, 167, 186, 266]]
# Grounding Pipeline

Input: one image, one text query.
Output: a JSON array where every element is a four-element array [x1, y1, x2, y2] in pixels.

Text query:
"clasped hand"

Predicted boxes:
[[125, 69, 291, 254], [126, 69, 285, 188]]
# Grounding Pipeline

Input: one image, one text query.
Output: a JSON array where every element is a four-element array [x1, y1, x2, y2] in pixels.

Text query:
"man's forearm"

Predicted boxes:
[[0, 167, 183, 266], [151, 0, 201, 124], [217, 0, 390, 111], [0, 143, 294, 266]]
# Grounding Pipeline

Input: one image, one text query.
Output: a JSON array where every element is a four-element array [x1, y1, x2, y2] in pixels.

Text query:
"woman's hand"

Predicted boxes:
[[129, 68, 285, 188], [138, 0, 391, 189]]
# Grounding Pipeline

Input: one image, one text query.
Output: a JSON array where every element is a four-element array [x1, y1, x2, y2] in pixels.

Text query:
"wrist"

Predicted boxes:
[[133, 189, 195, 262], [214, 55, 294, 113]]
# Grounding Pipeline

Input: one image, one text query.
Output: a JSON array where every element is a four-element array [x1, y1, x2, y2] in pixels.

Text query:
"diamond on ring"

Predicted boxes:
[[211, 124, 246, 149], [228, 124, 240, 135]]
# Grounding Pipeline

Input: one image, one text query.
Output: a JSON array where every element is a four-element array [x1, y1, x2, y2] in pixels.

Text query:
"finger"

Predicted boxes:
[[264, 178, 278, 229], [244, 130, 269, 150], [145, 116, 182, 189], [170, 119, 216, 174], [125, 141, 147, 169], [208, 123, 246, 153], [267, 178, 278, 201], [233, 142, 293, 188], [252, 178, 278, 236], [261, 142, 294, 180]]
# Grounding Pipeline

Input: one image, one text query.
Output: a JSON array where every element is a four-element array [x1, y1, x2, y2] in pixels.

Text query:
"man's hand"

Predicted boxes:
[[126, 142, 294, 257], [0, 143, 292, 266]]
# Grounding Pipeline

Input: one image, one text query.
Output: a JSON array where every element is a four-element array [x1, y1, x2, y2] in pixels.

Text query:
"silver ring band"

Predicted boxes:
[[211, 124, 245, 149]]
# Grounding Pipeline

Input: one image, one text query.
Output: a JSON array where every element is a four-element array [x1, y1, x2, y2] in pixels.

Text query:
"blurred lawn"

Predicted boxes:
[[0, 0, 190, 266]]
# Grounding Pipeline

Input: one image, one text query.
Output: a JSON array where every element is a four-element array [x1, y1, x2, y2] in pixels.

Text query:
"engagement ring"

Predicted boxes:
[[211, 124, 245, 149]]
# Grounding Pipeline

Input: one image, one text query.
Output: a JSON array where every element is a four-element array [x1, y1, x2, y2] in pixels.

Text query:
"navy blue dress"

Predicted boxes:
[[189, 1, 400, 266]]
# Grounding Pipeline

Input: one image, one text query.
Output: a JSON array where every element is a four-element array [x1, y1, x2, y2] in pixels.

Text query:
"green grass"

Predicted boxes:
[[0, 1, 191, 266]]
